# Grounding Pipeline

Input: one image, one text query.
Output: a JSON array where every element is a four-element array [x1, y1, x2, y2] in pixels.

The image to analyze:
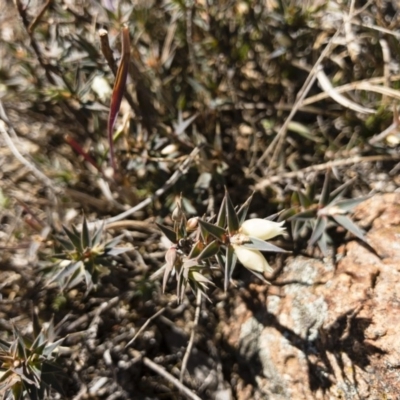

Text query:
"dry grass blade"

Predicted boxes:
[[316, 67, 375, 114], [125, 307, 166, 349], [0, 118, 56, 192], [302, 75, 400, 106], [254, 154, 400, 192]]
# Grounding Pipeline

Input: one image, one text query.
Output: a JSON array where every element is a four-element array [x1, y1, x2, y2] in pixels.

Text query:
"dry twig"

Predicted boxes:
[[254, 154, 400, 192], [130, 349, 202, 400], [180, 289, 202, 382], [253, 26, 343, 173], [87, 144, 204, 229], [125, 307, 166, 349]]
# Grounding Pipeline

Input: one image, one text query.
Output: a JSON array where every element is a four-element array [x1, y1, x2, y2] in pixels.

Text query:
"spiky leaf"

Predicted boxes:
[[81, 217, 90, 249], [309, 216, 328, 247], [237, 192, 254, 225], [225, 189, 239, 233], [156, 223, 177, 243], [216, 195, 227, 228], [224, 245, 237, 291], [332, 215, 367, 242], [197, 240, 220, 261], [197, 219, 226, 241], [243, 237, 288, 253]]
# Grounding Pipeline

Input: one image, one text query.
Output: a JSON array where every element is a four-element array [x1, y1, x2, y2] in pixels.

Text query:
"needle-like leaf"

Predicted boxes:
[[197, 219, 226, 241], [225, 188, 239, 234], [243, 237, 289, 253], [332, 214, 367, 242], [309, 216, 328, 247], [224, 245, 237, 291]]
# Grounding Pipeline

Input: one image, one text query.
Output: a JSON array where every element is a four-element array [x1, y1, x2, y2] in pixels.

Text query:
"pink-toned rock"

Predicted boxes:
[[224, 193, 400, 399]]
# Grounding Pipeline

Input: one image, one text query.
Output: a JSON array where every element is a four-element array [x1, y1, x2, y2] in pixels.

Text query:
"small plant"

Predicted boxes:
[[0, 318, 64, 400], [157, 190, 287, 301], [48, 217, 129, 293], [285, 172, 369, 255]]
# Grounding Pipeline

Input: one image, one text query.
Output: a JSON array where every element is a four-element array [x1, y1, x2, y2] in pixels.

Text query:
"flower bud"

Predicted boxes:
[[171, 204, 184, 223], [239, 219, 285, 241], [232, 245, 273, 273], [186, 217, 199, 232]]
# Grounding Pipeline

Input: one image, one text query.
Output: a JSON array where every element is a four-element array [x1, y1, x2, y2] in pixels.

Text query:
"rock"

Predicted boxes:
[[223, 193, 400, 399]]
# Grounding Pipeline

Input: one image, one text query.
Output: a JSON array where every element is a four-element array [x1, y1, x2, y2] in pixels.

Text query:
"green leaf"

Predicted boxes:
[[224, 245, 237, 291], [309, 216, 328, 247], [320, 171, 331, 206], [216, 195, 227, 228], [107, 247, 129, 256], [288, 121, 321, 142], [243, 237, 289, 253], [333, 196, 370, 212], [246, 268, 271, 284], [177, 269, 187, 303], [288, 209, 316, 220], [51, 261, 81, 286], [92, 224, 104, 246], [42, 338, 64, 358], [62, 226, 82, 252], [279, 207, 297, 221], [197, 240, 220, 261], [55, 237, 74, 252], [81, 217, 90, 249], [105, 234, 124, 250], [41, 361, 65, 395], [306, 185, 315, 205], [237, 192, 254, 225], [65, 266, 84, 290], [298, 190, 312, 208], [12, 381, 23, 400], [291, 219, 302, 241], [188, 240, 204, 258], [156, 223, 177, 243], [225, 189, 239, 233], [197, 219, 226, 241], [317, 232, 330, 256], [16, 334, 27, 360], [332, 215, 367, 242]]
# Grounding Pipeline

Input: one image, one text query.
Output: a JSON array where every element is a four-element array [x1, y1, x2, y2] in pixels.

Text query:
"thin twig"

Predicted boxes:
[[87, 144, 203, 229], [0, 117, 57, 193], [302, 75, 400, 107], [316, 66, 374, 114], [14, 0, 55, 85], [344, 0, 360, 63], [99, 29, 118, 74], [180, 289, 202, 382], [254, 154, 400, 192], [28, 0, 52, 34], [15, 0, 89, 129], [125, 307, 166, 349], [130, 349, 202, 400], [253, 26, 343, 172], [369, 108, 399, 145]]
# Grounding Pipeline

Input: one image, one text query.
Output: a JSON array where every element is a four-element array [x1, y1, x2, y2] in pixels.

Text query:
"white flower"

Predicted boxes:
[[232, 245, 273, 273], [239, 219, 285, 240]]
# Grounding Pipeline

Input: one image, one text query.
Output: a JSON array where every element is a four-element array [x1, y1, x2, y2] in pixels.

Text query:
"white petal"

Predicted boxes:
[[233, 245, 273, 273], [240, 219, 285, 240]]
